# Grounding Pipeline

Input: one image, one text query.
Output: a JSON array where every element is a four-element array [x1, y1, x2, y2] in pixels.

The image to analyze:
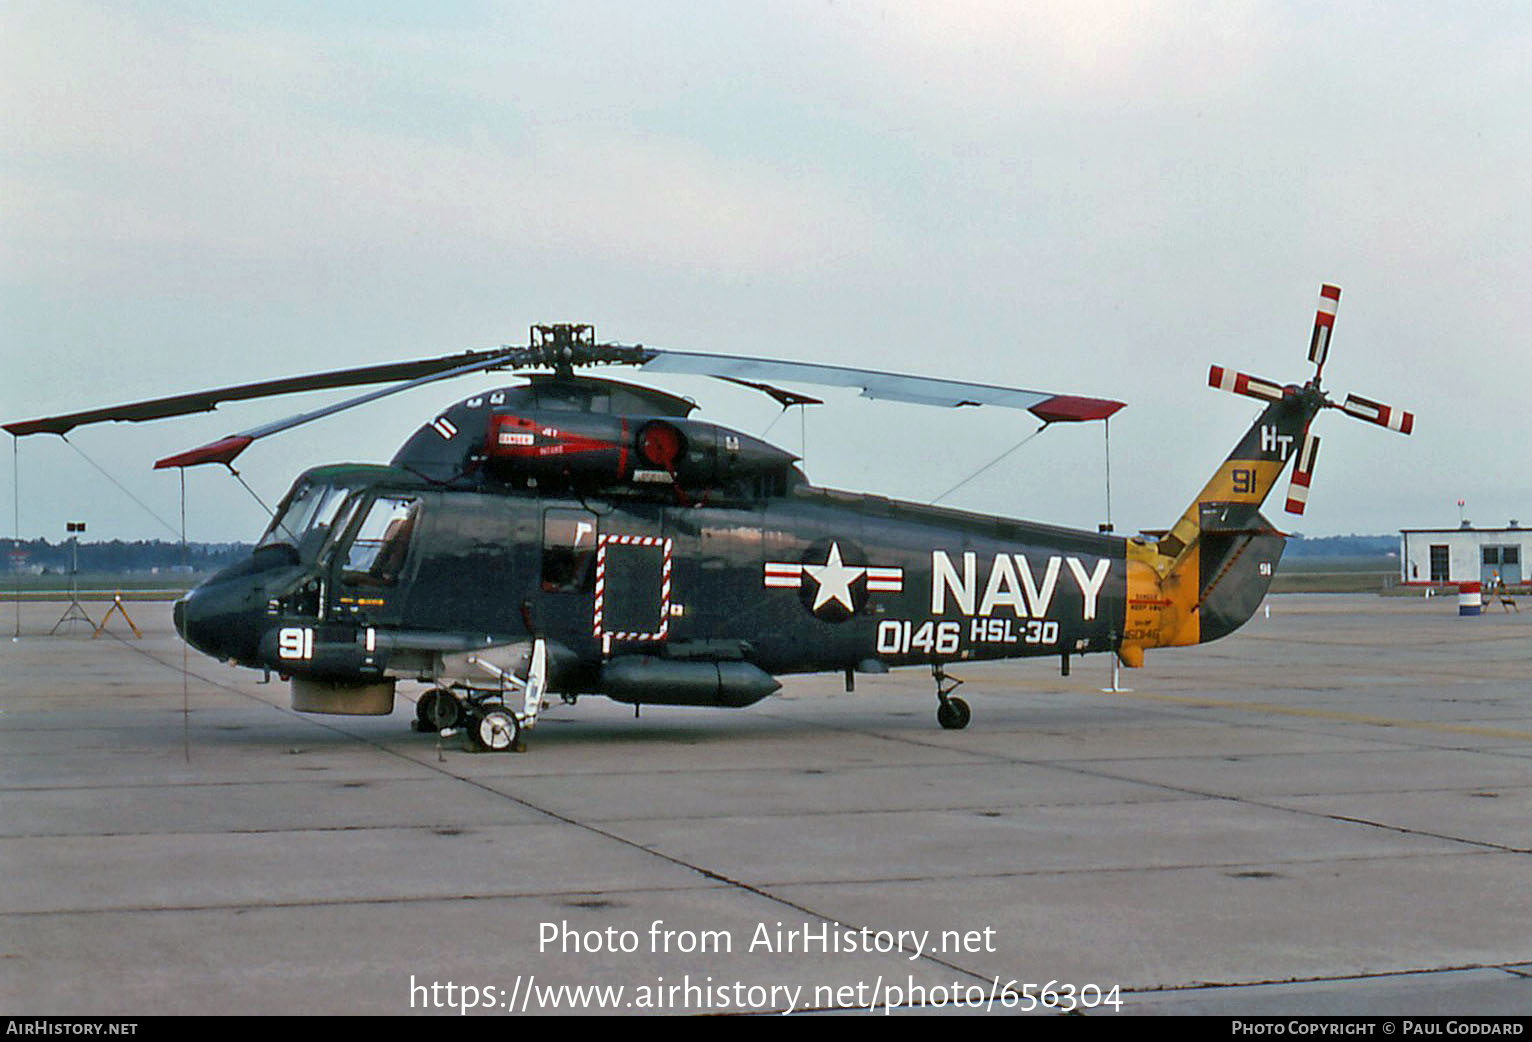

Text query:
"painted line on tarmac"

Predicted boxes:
[[1098, 688, 1532, 743]]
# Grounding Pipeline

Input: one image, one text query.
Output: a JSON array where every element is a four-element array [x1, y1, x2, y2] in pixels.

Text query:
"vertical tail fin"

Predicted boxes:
[[1116, 282, 1411, 666], [1151, 384, 1322, 568], [1118, 388, 1321, 663]]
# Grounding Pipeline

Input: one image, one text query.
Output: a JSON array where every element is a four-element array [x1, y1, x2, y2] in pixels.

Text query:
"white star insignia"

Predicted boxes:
[[802, 541, 864, 613]]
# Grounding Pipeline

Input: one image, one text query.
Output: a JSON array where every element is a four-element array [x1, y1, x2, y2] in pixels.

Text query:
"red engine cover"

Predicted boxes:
[[486, 413, 629, 482]]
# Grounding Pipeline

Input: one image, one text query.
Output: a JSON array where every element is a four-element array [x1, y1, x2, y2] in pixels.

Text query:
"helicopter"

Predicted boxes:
[[5, 286, 1412, 751]]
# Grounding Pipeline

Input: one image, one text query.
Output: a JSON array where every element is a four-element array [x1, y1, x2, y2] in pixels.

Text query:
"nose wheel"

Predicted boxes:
[[933, 665, 970, 730]]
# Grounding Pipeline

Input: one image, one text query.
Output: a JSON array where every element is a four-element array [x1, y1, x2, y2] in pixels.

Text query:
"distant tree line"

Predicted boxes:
[[1282, 534, 1398, 558], [1, 538, 253, 574], [0, 533, 1399, 573]]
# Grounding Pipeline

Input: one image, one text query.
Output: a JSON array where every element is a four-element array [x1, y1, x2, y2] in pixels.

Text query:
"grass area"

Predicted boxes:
[[1270, 555, 1398, 593], [0, 573, 209, 600], [1277, 555, 1397, 574]]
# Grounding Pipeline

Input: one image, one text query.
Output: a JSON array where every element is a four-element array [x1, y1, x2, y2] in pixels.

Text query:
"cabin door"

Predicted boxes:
[[591, 526, 672, 651]]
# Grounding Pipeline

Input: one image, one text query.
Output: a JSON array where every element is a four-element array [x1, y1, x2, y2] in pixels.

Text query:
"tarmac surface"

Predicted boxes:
[[3, 593, 1531, 1016]]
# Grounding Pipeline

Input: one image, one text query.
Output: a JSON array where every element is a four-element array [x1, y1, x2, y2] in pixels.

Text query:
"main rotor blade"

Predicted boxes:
[[638, 349, 1124, 422], [152, 349, 526, 469], [716, 376, 825, 409], [10, 329, 1125, 472], [3, 348, 522, 438]]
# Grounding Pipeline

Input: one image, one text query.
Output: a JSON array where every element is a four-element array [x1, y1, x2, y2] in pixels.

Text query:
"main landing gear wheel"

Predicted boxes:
[[937, 696, 971, 730], [473, 708, 521, 752], [415, 689, 461, 731], [932, 664, 970, 730]]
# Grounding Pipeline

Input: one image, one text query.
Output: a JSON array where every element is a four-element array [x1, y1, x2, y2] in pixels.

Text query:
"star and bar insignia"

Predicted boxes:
[[763, 540, 903, 622]]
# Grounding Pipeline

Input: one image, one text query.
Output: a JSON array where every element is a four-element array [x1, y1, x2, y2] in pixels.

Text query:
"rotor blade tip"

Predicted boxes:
[[154, 435, 253, 470], [1028, 395, 1126, 424]]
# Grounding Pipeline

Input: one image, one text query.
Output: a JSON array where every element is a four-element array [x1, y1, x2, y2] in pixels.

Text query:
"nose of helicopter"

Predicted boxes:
[[175, 581, 253, 663], [174, 566, 285, 665]]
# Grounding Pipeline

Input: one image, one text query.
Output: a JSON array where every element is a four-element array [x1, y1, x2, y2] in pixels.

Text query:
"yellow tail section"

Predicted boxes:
[[1117, 392, 1321, 666]]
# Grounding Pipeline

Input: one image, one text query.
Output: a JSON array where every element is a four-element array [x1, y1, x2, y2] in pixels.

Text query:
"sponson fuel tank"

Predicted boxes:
[[598, 658, 781, 708]]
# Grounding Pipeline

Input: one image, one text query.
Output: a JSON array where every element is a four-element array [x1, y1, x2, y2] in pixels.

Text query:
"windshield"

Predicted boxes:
[[258, 481, 355, 555]]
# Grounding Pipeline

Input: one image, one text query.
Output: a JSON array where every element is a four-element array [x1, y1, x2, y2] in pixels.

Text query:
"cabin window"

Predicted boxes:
[[342, 496, 420, 586], [542, 510, 598, 592]]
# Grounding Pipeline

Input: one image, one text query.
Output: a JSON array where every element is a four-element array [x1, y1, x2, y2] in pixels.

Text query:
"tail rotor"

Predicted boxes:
[[1208, 284, 1413, 516]]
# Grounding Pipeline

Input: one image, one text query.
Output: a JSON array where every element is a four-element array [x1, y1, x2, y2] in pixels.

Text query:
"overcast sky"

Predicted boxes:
[[3, 2, 1528, 544]]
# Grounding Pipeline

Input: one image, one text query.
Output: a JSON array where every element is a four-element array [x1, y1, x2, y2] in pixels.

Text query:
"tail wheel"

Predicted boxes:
[[936, 696, 971, 730], [473, 708, 520, 752]]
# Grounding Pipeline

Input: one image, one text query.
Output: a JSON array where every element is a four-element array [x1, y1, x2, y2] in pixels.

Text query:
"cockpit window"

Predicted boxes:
[[541, 509, 598, 592], [259, 482, 353, 552], [341, 496, 420, 586]]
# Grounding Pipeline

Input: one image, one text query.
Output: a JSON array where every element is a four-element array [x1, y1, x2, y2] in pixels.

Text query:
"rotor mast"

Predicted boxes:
[[530, 324, 654, 377]]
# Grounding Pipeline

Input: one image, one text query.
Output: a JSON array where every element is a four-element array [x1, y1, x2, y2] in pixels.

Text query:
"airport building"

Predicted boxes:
[[1399, 523, 1529, 586]]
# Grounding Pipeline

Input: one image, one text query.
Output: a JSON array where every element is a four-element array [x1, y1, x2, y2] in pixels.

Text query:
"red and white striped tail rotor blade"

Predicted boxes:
[[1308, 284, 1340, 377], [1284, 432, 1320, 515], [1340, 393, 1415, 435], [1209, 365, 1285, 403]]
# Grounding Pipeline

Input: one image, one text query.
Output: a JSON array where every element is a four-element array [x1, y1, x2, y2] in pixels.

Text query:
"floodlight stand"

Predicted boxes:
[[49, 599, 94, 634], [48, 533, 94, 635]]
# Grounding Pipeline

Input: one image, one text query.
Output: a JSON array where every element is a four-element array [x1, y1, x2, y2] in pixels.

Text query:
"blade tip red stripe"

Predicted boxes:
[[1028, 395, 1126, 423], [153, 435, 253, 470]]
